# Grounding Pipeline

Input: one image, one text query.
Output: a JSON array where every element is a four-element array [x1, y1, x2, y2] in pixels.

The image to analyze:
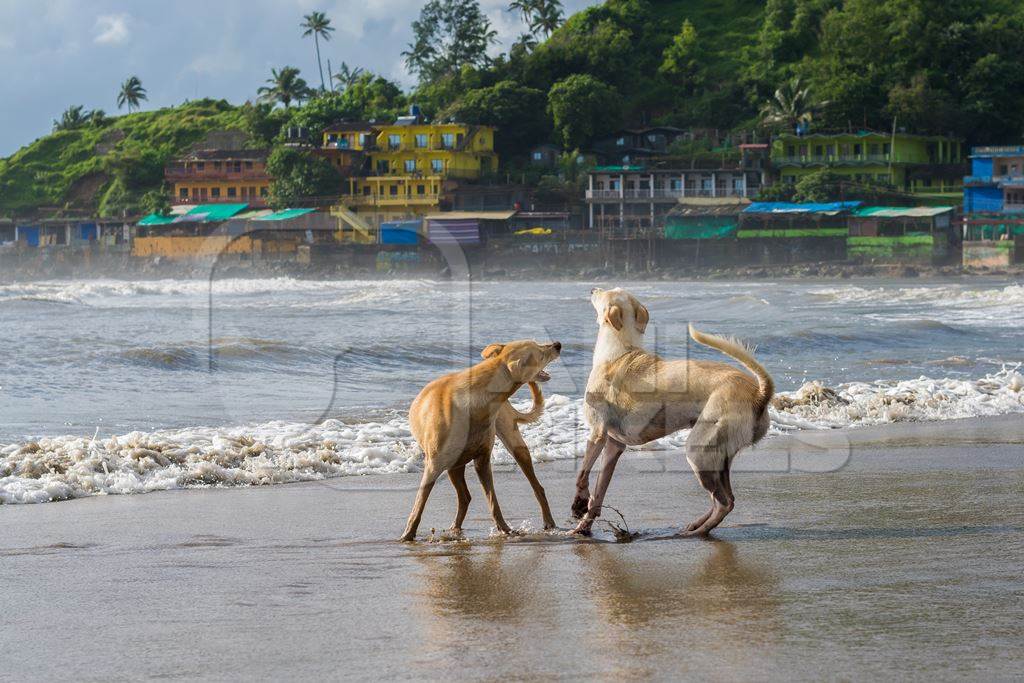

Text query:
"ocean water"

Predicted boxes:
[[2, 276, 1023, 504]]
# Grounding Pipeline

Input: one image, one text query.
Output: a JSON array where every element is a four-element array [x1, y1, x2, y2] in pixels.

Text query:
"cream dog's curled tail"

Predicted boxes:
[[689, 324, 775, 416], [509, 382, 545, 424]]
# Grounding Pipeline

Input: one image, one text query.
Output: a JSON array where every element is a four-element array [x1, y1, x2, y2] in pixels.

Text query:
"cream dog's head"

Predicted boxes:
[[590, 287, 649, 337], [481, 339, 561, 383]]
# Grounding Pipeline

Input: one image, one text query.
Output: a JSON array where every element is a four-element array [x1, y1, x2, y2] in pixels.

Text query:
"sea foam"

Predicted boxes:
[[2, 365, 1022, 505]]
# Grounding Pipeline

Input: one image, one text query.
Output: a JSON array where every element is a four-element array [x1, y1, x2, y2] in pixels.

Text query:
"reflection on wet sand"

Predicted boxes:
[[573, 540, 781, 678]]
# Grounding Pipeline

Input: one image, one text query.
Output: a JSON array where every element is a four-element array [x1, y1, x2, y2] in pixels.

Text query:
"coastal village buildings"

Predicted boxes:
[[165, 149, 272, 208], [772, 132, 965, 200], [585, 160, 766, 233], [328, 116, 499, 223], [961, 145, 1024, 266]]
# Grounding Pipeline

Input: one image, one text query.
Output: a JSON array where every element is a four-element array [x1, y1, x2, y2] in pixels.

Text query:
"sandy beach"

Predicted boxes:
[[3, 417, 1022, 681]]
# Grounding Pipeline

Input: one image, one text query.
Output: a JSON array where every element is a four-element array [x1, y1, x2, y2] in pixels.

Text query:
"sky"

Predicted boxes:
[[0, 0, 601, 157]]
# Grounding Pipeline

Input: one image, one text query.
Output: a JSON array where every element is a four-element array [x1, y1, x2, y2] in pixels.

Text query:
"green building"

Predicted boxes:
[[772, 132, 965, 201]]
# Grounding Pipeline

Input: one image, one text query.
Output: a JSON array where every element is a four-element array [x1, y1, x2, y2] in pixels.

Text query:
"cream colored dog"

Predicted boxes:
[[572, 288, 773, 536], [401, 340, 561, 541]]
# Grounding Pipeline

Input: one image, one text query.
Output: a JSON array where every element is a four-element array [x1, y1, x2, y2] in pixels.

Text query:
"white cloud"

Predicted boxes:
[[94, 13, 130, 45]]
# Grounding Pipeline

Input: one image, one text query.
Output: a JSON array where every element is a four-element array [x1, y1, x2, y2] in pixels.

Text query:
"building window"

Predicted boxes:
[[813, 145, 823, 157], [245, 161, 254, 170], [415, 134, 428, 148], [431, 159, 443, 173], [616, 137, 625, 147], [869, 143, 880, 156], [670, 178, 682, 191], [213, 161, 222, 170], [999, 164, 1008, 175], [179, 187, 188, 199], [260, 186, 269, 197], [388, 134, 401, 150], [404, 159, 417, 173], [377, 160, 389, 174], [362, 186, 371, 196], [211, 187, 221, 198], [533, 151, 544, 161], [854, 144, 862, 155], [196, 162, 205, 171], [882, 143, 891, 156], [359, 134, 369, 147], [417, 184, 425, 195], [327, 133, 337, 143], [786, 145, 795, 157], [338, 136, 350, 149], [389, 184, 398, 196], [227, 187, 237, 197], [441, 133, 455, 149]]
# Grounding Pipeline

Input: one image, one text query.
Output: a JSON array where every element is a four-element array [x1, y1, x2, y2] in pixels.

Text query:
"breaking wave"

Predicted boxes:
[[4, 365, 1024, 505]]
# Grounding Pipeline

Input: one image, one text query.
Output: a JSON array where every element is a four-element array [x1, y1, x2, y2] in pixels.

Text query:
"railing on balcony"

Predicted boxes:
[[774, 153, 892, 165], [586, 187, 757, 200], [165, 168, 270, 181]]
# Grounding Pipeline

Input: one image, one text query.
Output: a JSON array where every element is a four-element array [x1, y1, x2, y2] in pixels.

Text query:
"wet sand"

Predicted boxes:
[[2, 417, 1023, 681]]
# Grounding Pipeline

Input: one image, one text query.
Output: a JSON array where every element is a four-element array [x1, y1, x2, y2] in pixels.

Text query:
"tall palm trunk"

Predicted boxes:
[[314, 34, 325, 91]]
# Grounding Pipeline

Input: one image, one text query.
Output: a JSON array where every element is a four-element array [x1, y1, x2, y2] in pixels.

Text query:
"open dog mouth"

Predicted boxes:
[[534, 370, 551, 382]]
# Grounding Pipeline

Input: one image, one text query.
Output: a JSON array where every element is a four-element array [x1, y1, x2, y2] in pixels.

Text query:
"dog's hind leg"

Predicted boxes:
[[501, 428, 555, 529], [474, 455, 512, 535], [572, 433, 606, 519], [448, 464, 471, 533], [401, 462, 443, 541], [682, 419, 735, 537]]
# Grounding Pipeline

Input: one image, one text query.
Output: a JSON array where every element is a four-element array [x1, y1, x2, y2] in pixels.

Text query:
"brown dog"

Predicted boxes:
[[401, 340, 561, 541], [573, 288, 773, 537]]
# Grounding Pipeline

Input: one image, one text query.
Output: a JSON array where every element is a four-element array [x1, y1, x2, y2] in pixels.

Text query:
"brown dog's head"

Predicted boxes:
[[481, 339, 561, 383], [590, 287, 649, 336]]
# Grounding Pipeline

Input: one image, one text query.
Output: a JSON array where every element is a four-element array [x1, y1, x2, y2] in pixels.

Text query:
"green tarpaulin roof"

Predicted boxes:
[[254, 208, 317, 221], [178, 203, 249, 221], [138, 213, 177, 225], [852, 206, 955, 218]]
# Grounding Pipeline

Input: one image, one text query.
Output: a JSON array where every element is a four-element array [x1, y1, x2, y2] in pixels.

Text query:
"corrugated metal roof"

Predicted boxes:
[[743, 201, 862, 215], [852, 206, 955, 218], [425, 210, 517, 220], [138, 213, 177, 225]]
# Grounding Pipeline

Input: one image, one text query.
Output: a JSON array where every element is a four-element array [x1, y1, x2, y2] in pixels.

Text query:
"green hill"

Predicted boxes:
[[0, 100, 246, 217]]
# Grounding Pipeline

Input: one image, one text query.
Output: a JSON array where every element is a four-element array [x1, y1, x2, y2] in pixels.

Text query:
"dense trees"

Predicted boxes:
[[403, 0, 498, 82], [266, 147, 340, 208], [547, 74, 622, 149]]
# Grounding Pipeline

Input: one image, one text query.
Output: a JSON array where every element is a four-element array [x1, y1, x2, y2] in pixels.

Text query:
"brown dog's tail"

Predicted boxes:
[[689, 324, 774, 416], [509, 381, 545, 424]]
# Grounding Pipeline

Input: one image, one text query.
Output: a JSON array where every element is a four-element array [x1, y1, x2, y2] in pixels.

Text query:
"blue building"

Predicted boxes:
[[963, 145, 1024, 214]]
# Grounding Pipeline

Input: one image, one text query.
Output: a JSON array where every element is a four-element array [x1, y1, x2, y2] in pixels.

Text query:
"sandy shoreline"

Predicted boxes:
[[2, 416, 1023, 680]]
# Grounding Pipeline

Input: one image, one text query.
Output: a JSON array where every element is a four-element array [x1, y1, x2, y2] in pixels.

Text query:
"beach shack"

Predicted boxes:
[[738, 201, 860, 264], [846, 206, 955, 263]]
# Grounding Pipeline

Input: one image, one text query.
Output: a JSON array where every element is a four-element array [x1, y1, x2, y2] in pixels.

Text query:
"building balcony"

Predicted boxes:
[[773, 154, 892, 165], [586, 187, 756, 201], [346, 193, 441, 207], [173, 195, 269, 208], [166, 168, 270, 181]]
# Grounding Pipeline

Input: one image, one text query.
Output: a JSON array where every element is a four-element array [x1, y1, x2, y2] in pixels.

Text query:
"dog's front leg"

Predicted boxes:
[[572, 439, 625, 535], [572, 434, 606, 519]]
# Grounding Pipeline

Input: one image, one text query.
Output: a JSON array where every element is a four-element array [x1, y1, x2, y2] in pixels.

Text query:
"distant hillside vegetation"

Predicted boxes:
[[0, 100, 246, 217]]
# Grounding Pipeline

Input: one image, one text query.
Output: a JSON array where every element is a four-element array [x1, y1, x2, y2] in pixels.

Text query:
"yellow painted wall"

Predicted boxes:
[[369, 123, 497, 179], [173, 180, 270, 203]]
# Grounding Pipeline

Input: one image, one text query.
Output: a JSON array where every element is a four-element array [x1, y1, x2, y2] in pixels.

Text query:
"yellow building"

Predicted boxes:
[[324, 118, 498, 222], [165, 149, 272, 207]]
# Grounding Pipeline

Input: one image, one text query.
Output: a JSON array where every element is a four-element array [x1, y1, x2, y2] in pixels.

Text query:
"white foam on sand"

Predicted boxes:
[[3, 365, 1023, 505]]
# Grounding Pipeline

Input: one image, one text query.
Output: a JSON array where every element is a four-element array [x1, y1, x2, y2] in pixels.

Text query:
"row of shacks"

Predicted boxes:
[[608, 198, 958, 269], [129, 204, 576, 268], [0, 218, 131, 251]]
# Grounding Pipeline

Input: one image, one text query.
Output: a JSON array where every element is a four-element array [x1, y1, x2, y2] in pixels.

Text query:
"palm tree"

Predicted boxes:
[[332, 61, 364, 92], [257, 66, 312, 108], [507, 0, 536, 25], [300, 11, 335, 92], [759, 76, 827, 132], [117, 76, 148, 113], [510, 33, 538, 57], [53, 105, 89, 131], [530, 0, 563, 38]]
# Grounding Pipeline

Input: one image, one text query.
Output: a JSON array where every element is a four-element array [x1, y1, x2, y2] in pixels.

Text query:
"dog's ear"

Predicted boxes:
[[635, 303, 649, 333], [506, 357, 524, 380], [481, 343, 504, 359], [605, 304, 623, 331]]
